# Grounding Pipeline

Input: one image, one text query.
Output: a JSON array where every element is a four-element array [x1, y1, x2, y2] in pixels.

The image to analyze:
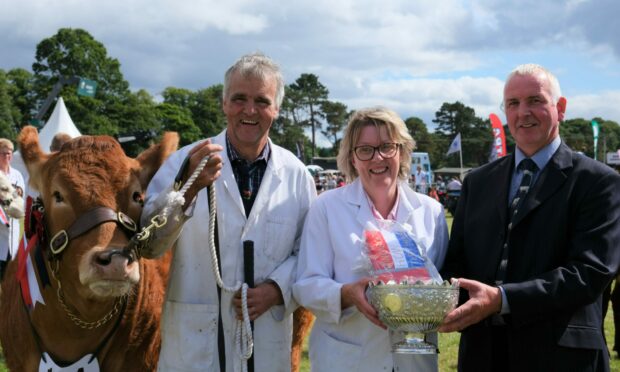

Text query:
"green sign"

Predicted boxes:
[[28, 118, 42, 128], [77, 78, 98, 97]]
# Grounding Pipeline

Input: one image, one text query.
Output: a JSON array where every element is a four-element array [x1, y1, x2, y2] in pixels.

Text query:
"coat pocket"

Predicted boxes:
[[310, 329, 362, 371], [160, 301, 219, 371], [557, 324, 606, 350], [264, 218, 297, 262]]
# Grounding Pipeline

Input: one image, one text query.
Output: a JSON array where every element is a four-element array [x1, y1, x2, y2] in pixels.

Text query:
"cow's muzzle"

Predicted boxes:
[[95, 247, 138, 266]]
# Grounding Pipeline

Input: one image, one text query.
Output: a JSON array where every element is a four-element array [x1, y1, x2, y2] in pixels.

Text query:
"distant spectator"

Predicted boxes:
[[50, 132, 72, 152], [415, 165, 428, 194], [0, 138, 24, 279], [429, 186, 440, 202], [446, 176, 462, 192]]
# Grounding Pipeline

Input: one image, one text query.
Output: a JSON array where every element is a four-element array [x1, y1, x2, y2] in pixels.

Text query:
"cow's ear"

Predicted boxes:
[[135, 132, 179, 189], [18, 126, 50, 192]]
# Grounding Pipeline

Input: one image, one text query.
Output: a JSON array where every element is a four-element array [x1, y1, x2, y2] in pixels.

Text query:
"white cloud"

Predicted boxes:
[[567, 91, 620, 124], [1, 0, 619, 129]]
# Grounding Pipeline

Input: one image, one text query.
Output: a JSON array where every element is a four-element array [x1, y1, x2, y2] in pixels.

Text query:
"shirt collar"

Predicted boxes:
[[366, 188, 400, 221], [226, 134, 270, 164], [515, 136, 561, 171]]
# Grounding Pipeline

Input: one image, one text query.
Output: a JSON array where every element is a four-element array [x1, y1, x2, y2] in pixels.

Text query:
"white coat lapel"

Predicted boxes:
[[213, 131, 246, 218], [396, 183, 420, 225], [397, 184, 433, 253], [246, 140, 281, 226], [347, 179, 376, 229]]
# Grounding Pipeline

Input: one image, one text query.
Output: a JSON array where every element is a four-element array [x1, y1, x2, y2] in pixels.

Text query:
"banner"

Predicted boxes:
[[591, 120, 600, 160], [446, 133, 461, 155], [489, 113, 507, 159]]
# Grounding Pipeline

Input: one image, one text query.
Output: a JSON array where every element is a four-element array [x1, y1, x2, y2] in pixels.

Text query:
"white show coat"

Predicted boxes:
[[293, 179, 448, 372], [0, 166, 25, 261], [142, 130, 316, 372]]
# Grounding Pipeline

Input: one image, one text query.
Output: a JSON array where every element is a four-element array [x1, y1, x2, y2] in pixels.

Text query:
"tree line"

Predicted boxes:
[[1, 28, 618, 169]]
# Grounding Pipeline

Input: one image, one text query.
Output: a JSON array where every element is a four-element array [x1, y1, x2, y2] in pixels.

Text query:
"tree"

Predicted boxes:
[[6, 68, 36, 126], [562, 117, 620, 160], [321, 100, 348, 148], [561, 118, 591, 154], [404, 116, 433, 153], [287, 74, 329, 158], [162, 85, 226, 138], [31, 28, 130, 134], [432, 101, 491, 167], [156, 103, 202, 146], [115, 89, 161, 156], [0, 70, 17, 140]]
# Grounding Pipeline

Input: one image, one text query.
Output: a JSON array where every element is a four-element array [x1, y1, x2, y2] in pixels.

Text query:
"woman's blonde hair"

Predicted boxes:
[[0, 139, 14, 152], [337, 106, 415, 182]]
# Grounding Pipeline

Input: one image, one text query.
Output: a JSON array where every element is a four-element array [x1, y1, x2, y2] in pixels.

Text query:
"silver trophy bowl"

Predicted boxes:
[[367, 281, 459, 354]]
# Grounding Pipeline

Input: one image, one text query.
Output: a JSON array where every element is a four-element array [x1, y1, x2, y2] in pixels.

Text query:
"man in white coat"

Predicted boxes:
[[141, 53, 316, 372]]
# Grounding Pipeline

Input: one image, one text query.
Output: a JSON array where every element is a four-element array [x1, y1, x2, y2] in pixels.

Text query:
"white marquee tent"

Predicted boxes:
[[12, 97, 82, 191]]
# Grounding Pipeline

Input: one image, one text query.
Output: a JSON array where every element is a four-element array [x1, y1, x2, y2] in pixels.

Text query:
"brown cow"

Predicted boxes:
[[0, 126, 178, 371]]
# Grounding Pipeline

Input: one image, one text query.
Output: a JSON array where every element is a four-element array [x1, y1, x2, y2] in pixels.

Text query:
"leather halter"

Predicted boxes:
[[49, 207, 137, 256]]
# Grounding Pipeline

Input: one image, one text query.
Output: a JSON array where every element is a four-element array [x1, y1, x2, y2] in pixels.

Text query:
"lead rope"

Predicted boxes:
[[175, 156, 253, 372]]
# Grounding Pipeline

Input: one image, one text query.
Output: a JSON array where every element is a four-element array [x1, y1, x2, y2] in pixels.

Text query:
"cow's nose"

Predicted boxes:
[[95, 248, 137, 266]]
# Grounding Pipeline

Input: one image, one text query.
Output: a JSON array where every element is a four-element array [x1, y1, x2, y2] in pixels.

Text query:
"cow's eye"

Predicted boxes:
[[53, 191, 64, 203], [132, 191, 144, 207]]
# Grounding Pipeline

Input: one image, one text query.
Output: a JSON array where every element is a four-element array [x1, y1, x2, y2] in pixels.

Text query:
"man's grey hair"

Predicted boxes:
[[505, 63, 562, 103], [223, 52, 285, 109]]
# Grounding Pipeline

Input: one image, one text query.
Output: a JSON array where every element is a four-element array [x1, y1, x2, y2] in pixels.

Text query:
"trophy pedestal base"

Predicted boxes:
[[392, 337, 437, 354]]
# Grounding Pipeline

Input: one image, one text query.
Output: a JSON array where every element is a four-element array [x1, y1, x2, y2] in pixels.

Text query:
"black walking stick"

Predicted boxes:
[[243, 240, 255, 372]]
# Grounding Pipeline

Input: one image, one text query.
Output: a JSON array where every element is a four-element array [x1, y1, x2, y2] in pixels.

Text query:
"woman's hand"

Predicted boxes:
[[341, 277, 386, 329]]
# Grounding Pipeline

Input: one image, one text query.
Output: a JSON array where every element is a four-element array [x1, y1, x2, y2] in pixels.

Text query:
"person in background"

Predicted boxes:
[[141, 52, 316, 372], [0, 138, 25, 279], [294, 107, 448, 372], [440, 63, 620, 371], [415, 165, 428, 194], [602, 275, 620, 359], [446, 176, 461, 192]]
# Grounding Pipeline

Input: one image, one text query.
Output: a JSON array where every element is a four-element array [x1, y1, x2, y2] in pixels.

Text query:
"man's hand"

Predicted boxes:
[[233, 281, 283, 321], [438, 278, 502, 333], [182, 139, 224, 210], [341, 277, 386, 329]]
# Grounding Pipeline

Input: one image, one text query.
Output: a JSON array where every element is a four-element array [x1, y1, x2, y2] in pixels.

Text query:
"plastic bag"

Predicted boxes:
[[361, 220, 442, 285]]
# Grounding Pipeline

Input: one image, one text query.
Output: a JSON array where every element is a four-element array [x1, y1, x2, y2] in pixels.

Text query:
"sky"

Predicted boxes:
[[2, 0, 620, 146]]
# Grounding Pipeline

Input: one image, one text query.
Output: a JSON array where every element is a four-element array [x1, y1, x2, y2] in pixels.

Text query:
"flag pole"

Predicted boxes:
[[459, 142, 463, 180]]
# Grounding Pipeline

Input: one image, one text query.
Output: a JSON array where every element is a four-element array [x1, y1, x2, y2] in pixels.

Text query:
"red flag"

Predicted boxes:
[[489, 113, 507, 158]]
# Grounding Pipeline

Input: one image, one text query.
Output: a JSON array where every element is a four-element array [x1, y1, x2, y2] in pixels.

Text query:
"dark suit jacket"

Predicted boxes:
[[442, 142, 620, 372]]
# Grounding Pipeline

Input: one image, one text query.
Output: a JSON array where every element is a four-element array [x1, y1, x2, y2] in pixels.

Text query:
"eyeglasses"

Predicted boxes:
[[353, 143, 400, 161]]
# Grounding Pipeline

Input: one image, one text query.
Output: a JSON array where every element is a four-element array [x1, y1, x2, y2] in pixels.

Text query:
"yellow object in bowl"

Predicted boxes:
[[383, 293, 402, 312]]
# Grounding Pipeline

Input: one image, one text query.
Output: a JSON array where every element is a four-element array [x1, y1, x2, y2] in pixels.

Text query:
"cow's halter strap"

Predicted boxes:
[[49, 206, 137, 256], [43, 205, 137, 329]]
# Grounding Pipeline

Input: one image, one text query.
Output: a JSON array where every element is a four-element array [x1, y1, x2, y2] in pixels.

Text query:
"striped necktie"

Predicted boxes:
[[496, 158, 538, 286], [508, 158, 537, 229], [510, 158, 538, 215]]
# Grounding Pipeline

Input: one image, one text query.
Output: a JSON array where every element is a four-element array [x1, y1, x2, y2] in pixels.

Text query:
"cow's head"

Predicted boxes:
[[18, 126, 178, 301]]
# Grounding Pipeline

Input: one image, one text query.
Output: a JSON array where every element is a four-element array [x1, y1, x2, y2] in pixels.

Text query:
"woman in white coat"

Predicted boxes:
[[293, 107, 449, 372]]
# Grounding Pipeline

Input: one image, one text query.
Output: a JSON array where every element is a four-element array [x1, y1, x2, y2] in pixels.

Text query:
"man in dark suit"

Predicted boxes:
[[439, 64, 620, 371]]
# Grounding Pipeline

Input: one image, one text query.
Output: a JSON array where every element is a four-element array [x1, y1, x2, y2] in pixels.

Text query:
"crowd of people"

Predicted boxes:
[[2, 53, 619, 372]]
